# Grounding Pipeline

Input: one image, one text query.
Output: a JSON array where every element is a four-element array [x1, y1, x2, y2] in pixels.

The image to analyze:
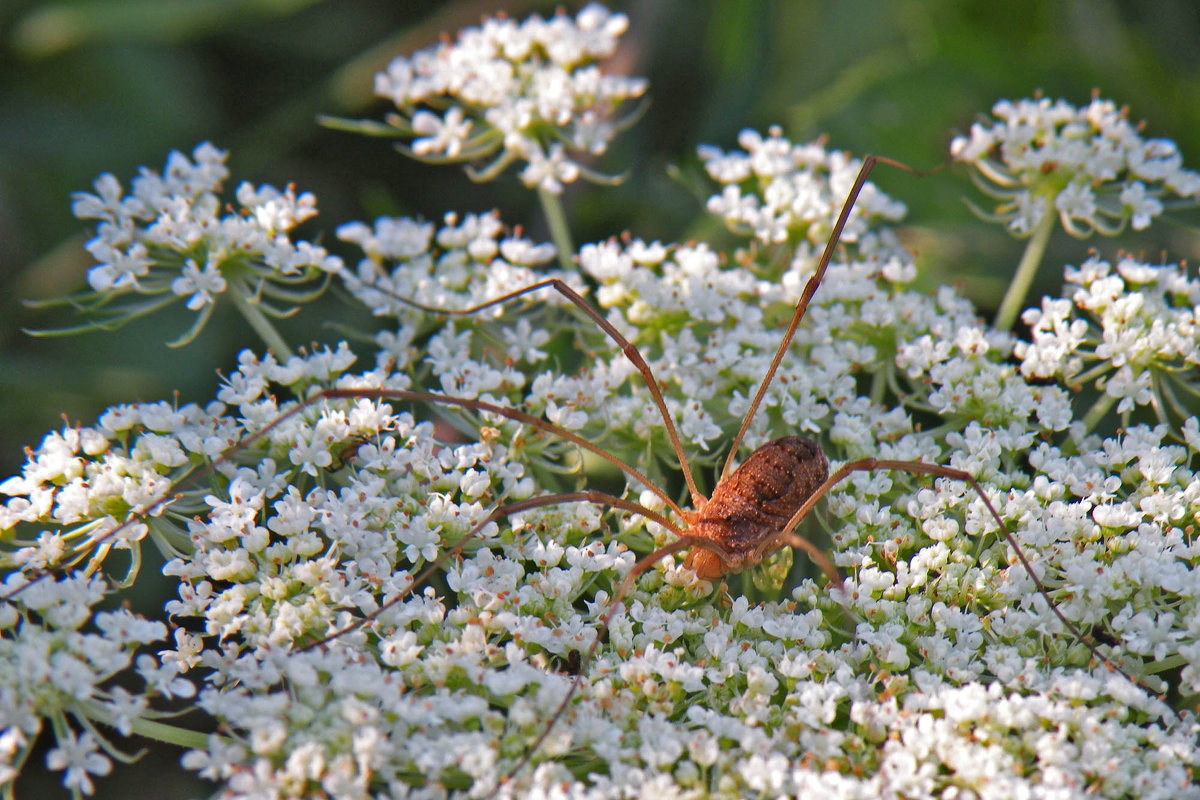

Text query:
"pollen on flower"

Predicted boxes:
[[54, 142, 343, 345], [368, 3, 646, 193], [952, 95, 1200, 238]]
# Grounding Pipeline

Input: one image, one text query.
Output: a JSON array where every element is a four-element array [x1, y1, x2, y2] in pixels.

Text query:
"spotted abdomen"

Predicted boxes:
[[684, 436, 829, 578]]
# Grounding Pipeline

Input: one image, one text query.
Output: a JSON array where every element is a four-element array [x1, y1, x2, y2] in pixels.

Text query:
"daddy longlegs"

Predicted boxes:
[[264, 154, 1146, 789], [2, 154, 1152, 794]]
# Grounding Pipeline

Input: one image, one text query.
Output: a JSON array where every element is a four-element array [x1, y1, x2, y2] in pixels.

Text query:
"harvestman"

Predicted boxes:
[[0, 154, 1142, 792], [286, 155, 1140, 787], [300, 155, 1117, 649]]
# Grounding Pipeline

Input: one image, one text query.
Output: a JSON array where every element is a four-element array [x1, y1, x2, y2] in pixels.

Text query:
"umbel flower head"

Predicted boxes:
[[7, 168, 1198, 795], [952, 94, 1200, 332], [952, 94, 1200, 237], [33, 143, 342, 348], [365, 3, 647, 194], [336, 210, 559, 324], [1018, 254, 1200, 432], [5, 7, 1200, 785], [700, 127, 908, 257]]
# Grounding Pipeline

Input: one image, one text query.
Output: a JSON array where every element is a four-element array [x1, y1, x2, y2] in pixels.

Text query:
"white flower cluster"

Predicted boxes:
[[114, 133, 1189, 795], [0, 344, 366, 580], [149, 217, 1200, 796], [68, 142, 341, 343], [1017, 255, 1200, 421], [951, 95, 1200, 236], [336, 210, 587, 401], [700, 127, 907, 253], [336, 211, 559, 322], [0, 570, 180, 795], [373, 3, 646, 193], [7, 109, 1200, 797]]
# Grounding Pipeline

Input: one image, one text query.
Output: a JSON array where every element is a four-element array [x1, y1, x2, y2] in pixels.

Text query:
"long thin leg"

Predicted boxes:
[[721, 155, 921, 485], [321, 388, 687, 519], [0, 385, 688, 605], [391, 278, 707, 508], [764, 457, 1140, 686], [488, 532, 743, 797], [300, 488, 687, 651]]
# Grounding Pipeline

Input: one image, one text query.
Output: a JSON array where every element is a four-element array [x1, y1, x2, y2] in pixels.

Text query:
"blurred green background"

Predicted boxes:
[[5, 0, 1200, 479], [3, 0, 1200, 796]]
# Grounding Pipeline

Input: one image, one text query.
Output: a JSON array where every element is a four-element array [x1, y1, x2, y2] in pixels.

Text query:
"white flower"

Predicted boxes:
[[954, 95, 1200, 237], [46, 731, 112, 796], [503, 318, 552, 362], [519, 142, 581, 194], [54, 143, 341, 344], [369, 4, 645, 192], [499, 235, 556, 266], [379, 630, 424, 667], [701, 128, 906, 252], [1119, 181, 1163, 229], [85, 242, 152, 291], [546, 399, 587, 430], [1054, 180, 1098, 232], [398, 516, 440, 563], [411, 108, 473, 158]]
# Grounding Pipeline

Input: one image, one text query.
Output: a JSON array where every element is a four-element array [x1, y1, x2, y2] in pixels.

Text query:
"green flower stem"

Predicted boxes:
[[994, 206, 1057, 332], [1080, 390, 1117, 435], [123, 716, 211, 750], [228, 279, 294, 360], [1143, 653, 1185, 674], [80, 700, 214, 750], [539, 188, 576, 273]]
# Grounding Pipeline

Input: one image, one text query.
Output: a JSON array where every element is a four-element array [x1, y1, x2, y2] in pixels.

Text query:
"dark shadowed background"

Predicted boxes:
[[2, 1, 1199, 796]]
